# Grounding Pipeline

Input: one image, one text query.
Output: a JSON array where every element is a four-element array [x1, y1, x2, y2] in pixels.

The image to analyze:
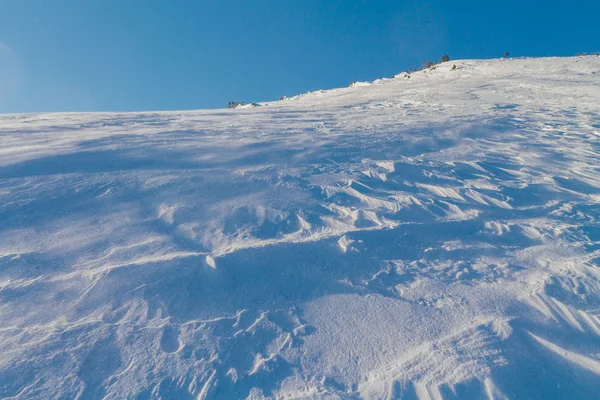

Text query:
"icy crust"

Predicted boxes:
[[1, 57, 600, 399]]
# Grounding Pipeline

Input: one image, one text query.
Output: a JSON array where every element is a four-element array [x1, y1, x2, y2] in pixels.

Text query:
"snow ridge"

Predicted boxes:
[[1, 56, 600, 399]]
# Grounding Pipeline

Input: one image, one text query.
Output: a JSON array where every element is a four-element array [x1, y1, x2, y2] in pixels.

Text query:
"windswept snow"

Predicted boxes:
[[1, 57, 600, 399]]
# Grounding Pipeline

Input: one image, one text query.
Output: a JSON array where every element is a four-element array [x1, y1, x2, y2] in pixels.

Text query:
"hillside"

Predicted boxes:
[[1, 56, 600, 399]]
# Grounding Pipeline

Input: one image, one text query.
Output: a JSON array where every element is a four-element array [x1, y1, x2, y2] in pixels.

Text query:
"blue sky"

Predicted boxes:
[[1, 0, 598, 113]]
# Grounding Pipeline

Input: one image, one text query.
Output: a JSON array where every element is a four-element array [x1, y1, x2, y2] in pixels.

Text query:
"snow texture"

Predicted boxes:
[[1, 56, 600, 399]]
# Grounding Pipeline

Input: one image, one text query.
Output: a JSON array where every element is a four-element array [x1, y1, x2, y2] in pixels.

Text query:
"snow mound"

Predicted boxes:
[[1, 56, 600, 399]]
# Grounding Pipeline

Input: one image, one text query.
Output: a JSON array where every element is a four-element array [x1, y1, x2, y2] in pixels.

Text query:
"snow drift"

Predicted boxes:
[[1, 57, 600, 399]]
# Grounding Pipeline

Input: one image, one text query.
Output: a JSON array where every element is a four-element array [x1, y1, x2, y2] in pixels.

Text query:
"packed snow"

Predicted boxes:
[[1, 57, 600, 399]]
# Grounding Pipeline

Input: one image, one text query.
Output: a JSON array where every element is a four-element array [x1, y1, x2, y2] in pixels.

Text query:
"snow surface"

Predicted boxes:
[[1, 57, 600, 399]]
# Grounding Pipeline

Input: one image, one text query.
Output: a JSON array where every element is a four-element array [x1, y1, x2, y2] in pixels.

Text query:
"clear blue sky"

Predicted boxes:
[[1, 0, 598, 113]]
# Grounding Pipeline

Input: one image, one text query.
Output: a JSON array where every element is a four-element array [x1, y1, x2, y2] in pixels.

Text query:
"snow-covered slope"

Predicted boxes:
[[1, 57, 600, 399]]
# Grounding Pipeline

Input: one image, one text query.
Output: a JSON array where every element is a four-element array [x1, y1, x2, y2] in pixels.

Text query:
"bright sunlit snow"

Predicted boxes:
[[1, 57, 600, 399]]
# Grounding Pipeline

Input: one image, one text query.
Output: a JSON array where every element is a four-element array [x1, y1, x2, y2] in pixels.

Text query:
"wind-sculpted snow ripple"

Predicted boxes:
[[1, 56, 600, 399]]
